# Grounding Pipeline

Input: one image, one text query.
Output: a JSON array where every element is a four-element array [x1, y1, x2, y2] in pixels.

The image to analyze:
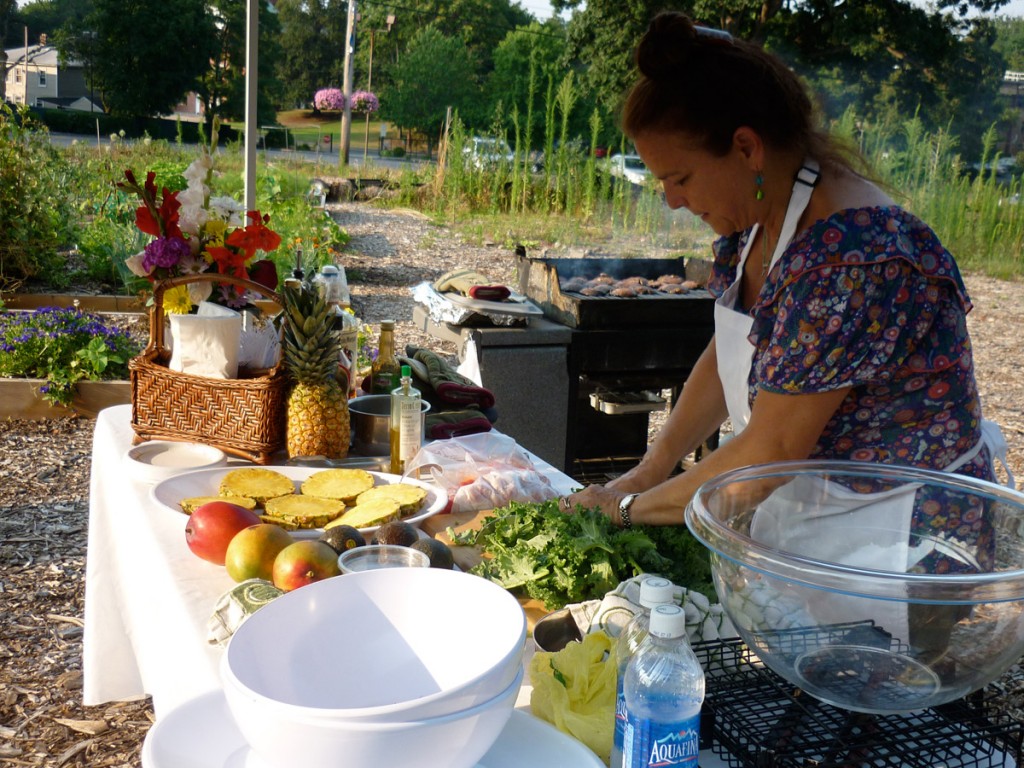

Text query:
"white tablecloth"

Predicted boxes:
[[82, 404, 580, 718]]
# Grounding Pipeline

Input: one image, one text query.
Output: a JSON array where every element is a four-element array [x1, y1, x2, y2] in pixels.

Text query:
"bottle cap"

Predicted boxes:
[[638, 576, 675, 609], [381, 320, 395, 330], [648, 604, 687, 639], [401, 365, 411, 378], [321, 265, 339, 276]]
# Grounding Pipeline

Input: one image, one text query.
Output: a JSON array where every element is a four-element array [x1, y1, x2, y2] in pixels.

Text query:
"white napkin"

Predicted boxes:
[[169, 301, 242, 379], [238, 309, 282, 370]]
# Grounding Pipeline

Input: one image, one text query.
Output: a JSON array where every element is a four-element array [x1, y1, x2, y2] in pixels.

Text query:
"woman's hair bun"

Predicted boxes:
[[636, 12, 699, 81]]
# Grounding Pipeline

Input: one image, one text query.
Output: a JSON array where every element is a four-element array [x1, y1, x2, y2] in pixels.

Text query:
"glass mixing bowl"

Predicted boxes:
[[685, 460, 1024, 714]]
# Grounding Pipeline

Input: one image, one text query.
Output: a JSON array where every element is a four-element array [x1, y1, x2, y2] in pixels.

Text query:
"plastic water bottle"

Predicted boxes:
[[622, 604, 705, 768], [611, 577, 677, 768]]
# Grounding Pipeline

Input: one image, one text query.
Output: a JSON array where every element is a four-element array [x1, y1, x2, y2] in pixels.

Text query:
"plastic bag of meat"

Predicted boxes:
[[405, 433, 556, 513]]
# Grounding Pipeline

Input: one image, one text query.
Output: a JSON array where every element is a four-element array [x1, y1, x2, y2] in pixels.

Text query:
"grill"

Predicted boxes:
[[514, 247, 716, 480], [693, 635, 1023, 768]]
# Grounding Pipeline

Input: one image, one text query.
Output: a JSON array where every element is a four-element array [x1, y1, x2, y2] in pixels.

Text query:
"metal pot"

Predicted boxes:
[[348, 395, 430, 457]]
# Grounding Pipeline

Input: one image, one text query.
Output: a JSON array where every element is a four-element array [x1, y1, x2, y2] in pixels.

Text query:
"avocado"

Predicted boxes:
[[373, 520, 419, 548], [319, 524, 366, 555], [410, 538, 455, 570]]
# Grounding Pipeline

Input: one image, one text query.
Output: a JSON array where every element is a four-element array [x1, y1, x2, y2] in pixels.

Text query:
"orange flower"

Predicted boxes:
[[225, 210, 282, 259]]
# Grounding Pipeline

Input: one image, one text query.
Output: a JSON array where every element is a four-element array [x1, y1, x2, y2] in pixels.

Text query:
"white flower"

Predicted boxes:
[[183, 155, 213, 187], [125, 251, 151, 277], [187, 281, 214, 306], [208, 195, 246, 226], [177, 186, 210, 236]]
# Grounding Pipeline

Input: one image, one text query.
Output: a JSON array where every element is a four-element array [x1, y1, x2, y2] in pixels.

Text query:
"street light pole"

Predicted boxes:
[[339, 0, 356, 167], [361, 14, 394, 163]]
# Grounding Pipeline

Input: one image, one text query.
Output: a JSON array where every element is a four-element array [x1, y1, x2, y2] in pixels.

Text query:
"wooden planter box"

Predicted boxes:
[[1, 293, 146, 313], [0, 379, 131, 420]]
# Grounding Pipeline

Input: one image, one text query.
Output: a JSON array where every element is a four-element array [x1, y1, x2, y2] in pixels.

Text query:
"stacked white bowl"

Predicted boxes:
[[220, 567, 527, 768]]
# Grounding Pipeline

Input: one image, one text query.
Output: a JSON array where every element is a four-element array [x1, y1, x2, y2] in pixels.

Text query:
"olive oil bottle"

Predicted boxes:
[[390, 365, 423, 476], [370, 320, 401, 395]]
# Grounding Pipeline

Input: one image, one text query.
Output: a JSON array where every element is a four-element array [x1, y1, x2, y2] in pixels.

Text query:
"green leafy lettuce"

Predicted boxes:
[[449, 499, 714, 610]]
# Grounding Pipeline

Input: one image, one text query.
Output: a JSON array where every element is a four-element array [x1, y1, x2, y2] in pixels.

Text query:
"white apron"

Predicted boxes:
[[712, 161, 1014, 642]]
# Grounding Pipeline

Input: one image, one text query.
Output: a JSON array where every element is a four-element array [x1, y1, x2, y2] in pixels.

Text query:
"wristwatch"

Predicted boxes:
[[618, 493, 639, 529]]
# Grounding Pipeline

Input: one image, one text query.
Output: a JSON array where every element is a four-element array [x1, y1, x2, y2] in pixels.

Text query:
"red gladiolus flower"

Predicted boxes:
[[207, 245, 250, 279], [225, 210, 282, 258]]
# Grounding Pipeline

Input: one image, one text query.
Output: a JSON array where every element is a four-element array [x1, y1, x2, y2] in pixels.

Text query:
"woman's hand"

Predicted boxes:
[[559, 484, 630, 526]]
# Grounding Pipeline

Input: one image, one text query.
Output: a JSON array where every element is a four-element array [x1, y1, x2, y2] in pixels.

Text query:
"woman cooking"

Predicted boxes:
[[563, 11, 1012, 573]]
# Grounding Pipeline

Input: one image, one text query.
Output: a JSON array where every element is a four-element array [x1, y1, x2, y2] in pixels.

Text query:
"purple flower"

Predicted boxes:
[[350, 90, 379, 114], [142, 236, 191, 272], [314, 88, 345, 111]]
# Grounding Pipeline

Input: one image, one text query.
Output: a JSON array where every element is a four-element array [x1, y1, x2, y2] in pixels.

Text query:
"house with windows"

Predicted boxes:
[[4, 43, 101, 112]]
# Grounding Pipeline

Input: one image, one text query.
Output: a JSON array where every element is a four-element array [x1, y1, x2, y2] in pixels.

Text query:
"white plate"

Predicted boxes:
[[141, 690, 605, 768], [150, 465, 447, 537], [124, 441, 227, 484]]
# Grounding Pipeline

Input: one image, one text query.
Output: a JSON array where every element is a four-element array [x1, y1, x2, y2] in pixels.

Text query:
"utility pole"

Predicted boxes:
[[339, 0, 356, 167]]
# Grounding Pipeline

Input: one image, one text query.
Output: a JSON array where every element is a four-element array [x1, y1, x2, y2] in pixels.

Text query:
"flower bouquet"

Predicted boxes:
[[120, 152, 281, 314]]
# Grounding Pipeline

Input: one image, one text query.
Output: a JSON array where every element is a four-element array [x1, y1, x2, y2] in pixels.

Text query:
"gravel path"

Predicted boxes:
[[2, 201, 1023, 765]]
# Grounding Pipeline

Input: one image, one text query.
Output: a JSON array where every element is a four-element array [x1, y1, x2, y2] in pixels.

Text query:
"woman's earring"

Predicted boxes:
[[755, 172, 764, 201]]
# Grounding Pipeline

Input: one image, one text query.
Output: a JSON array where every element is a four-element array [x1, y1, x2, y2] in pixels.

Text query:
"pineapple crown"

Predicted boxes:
[[281, 280, 345, 385]]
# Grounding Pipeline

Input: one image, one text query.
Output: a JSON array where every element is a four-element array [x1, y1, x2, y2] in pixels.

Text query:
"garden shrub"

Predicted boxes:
[[0, 104, 76, 289]]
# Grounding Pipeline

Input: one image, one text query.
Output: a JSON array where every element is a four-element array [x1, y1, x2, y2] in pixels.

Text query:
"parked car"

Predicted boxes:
[[606, 153, 651, 185], [463, 136, 514, 169]]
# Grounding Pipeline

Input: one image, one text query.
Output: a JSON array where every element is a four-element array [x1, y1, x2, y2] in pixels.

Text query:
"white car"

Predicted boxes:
[[463, 136, 514, 169], [607, 154, 651, 185]]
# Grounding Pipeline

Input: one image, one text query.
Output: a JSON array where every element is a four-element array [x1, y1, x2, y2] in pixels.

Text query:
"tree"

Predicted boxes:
[[485, 20, 568, 147], [82, 0, 217, 117], [381, 25, 478, 154], [0, 0, 17, 104], [274, 0, 348, 109], [196, 0, 282, 128], [994, 15, 1024, 71], [551, 0, 1013, 161]]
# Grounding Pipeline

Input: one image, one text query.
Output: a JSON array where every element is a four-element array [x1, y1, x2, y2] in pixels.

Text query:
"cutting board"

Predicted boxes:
[[421, 509, 550, 630]]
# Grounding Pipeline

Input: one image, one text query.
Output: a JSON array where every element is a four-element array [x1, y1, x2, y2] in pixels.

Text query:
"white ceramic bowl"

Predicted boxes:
[[221, 567, 526, 722], [122, 440, 226, 484], [225, 666, 522, 768]]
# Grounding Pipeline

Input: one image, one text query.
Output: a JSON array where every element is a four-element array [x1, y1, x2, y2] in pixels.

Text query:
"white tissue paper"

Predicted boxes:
[[238, 309, 281, 370], [169, 302, 242, 379]]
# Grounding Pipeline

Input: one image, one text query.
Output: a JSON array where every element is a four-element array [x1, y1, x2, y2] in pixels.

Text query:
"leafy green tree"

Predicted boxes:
[[994, 16, 1024, 71], [196, 0, 282, 128], [485, 20, 568, 148], [81, 0, 217, 117], [381, 25, 478, 155], [274, 0, 348, 109], [552, 0, 1012, 161], [0, 0, 17, 103]]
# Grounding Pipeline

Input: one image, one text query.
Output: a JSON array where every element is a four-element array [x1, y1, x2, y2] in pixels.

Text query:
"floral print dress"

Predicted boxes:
[[709, 206, 993, 572]]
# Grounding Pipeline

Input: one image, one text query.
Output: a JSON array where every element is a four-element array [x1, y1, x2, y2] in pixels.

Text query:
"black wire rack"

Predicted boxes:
[[692, 636, 1024, 768]]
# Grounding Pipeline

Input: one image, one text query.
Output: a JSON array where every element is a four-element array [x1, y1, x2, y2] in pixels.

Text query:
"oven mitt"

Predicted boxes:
[[406, 346, 496, 410], [434, 268, 511, 302], [425, 408, 493, 439]]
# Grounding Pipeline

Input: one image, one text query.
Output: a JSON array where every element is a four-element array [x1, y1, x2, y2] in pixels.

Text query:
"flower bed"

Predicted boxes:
[[0, 306, 144, 415]]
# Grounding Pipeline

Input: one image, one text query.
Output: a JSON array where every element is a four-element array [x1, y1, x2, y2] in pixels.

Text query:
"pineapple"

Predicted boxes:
[[281, 280, 350, 459]]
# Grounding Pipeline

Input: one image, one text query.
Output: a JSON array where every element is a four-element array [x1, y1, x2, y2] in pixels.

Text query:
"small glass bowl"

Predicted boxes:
[[338, 544, 430, 574]]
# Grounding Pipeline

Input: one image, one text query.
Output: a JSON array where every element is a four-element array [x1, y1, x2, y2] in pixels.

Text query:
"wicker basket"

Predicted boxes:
[[129, 273, 288, 464]]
